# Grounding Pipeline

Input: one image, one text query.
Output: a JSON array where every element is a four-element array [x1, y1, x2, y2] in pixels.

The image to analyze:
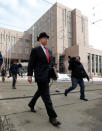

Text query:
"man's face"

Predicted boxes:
[[13, 61, 17, 64], [39, 37, 48, 46], [77, 58, 80, 62]]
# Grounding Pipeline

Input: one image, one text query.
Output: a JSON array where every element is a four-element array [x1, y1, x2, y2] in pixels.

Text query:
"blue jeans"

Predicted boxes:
[[65, 77, 86, 98]]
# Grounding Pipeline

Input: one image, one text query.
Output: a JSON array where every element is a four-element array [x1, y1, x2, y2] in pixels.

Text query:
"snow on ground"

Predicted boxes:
[[57, 73, 71, 82], [57, 74, 102, 82], [0, 74, 102, 82], [92, 77, 102, 81]]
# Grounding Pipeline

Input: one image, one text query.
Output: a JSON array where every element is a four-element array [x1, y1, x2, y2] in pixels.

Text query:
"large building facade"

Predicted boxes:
[[0, 2, 102, 76], [30, 2, 102, 76], [0, 27, 32, 68]]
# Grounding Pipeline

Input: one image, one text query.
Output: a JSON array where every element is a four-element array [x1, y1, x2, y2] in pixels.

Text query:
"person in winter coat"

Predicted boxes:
[[64, 56, 89, 101]]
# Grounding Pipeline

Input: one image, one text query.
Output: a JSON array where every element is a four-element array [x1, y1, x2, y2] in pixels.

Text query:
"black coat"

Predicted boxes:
[[69, 61, 88, 79], [10, 64, 19, 75], [27, 46, 53, 83]]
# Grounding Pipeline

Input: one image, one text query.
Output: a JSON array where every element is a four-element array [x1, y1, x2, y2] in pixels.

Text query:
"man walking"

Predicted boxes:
[[10, 60, 19, 89], [28, 32, 61, 126], [1, 66, 6, 82], [64, 56, 89, 101]]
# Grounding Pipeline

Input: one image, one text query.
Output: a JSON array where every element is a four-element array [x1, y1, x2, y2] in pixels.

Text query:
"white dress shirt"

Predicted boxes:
[[40, 44, 47, 56]]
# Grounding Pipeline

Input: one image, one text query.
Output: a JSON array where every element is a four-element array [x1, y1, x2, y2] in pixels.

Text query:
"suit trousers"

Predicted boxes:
[[29, 82, 57, 118]]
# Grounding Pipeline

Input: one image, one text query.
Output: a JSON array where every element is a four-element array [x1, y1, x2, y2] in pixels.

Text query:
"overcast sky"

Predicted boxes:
[[0, 0, 102, 50]]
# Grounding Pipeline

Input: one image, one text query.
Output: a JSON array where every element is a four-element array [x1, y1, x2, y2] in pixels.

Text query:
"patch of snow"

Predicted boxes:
[[57, 73, 71, 82]]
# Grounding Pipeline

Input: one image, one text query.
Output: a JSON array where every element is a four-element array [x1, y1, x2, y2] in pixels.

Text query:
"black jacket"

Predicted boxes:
[[69, 61, 89, 79], [27, 46, 53, 83], [10, 64, 19, 75]]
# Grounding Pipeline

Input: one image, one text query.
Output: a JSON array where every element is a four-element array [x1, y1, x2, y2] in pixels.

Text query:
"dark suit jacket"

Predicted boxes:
[[27, 46, 53, 83]]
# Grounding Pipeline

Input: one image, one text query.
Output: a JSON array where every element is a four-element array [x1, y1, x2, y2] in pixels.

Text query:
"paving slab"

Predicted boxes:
[[0, 80, 102, 131]]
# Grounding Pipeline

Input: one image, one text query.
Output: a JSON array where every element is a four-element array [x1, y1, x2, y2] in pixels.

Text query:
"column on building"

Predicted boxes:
[[56, 54, 60, 72]]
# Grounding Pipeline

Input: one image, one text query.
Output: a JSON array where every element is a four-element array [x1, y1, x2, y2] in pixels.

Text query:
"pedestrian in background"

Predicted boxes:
[[10, 60, 19, 89], [64, 56, 89, 101], [1, 66, 6, 82]]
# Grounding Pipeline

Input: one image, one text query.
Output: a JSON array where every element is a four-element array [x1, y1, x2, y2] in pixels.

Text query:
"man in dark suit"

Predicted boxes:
[[27, 32, 61, 126]]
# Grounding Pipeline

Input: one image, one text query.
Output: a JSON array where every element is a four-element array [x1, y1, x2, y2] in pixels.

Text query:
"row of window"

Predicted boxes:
[[4, 47, 30, 55], [0, 33, 30, 43], [88, 54, 102, 73], [62, 9, 72, 47]]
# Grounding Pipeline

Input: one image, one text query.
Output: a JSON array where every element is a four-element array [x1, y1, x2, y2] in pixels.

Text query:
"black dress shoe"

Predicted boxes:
[[28, 104, 36, 112], [80, 98, 88, 101], [49, 118, 61, 126]]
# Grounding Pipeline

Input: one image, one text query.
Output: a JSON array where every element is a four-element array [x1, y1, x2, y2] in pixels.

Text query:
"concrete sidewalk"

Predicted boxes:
[[0, 80, 102, 131]]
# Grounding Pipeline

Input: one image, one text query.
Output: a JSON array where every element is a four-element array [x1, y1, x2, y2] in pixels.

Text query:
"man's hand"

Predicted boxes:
[[28, 77, 32, 83]]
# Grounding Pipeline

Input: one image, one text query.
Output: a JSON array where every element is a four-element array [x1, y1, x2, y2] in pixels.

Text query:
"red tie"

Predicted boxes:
[[44, 47, 49, 62]]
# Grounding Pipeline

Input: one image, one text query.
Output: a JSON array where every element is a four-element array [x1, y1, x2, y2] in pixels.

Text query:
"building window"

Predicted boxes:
[[88, 53, 90, 72], [96, 55, 98, 73], [92, 54, 94, 73], [99, 56, 101, 73], [18, 48, 22, 54], [13, 37, 16, 44], [59, 55, 65, 73], [63, 9, 67, 27], [67, 11, 72, 47], [11, 47, 16, 53], [25, 48, 29, 55], [81, 17, 85, 32], [19, 38, 23, 41], [11, 36, 16, 46]]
